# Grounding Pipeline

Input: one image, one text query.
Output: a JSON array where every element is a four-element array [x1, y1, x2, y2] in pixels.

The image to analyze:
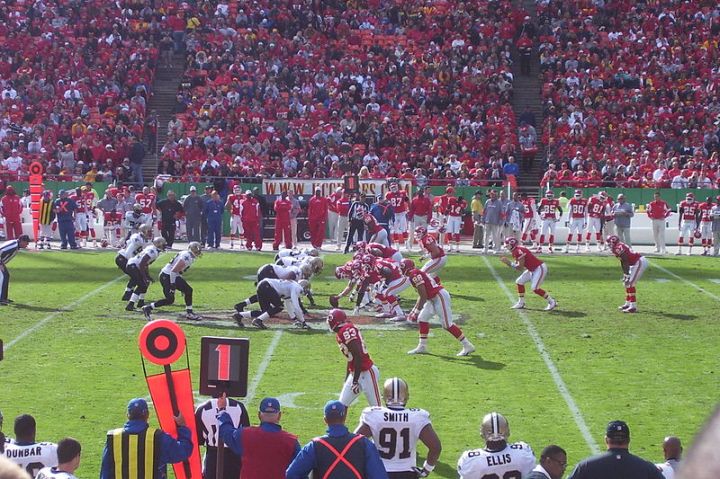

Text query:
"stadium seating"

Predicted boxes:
[[537, 0, 720, 189]]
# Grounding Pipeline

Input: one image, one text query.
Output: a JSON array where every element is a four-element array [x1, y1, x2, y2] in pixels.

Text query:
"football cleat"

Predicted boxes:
[[137, 299, 145, 308], [383, 377, 410, 407], [232, 312, 245, 328], [407, 345, 428, 355], [622, 307, 637, 314], [293, 320, 311, 330], [234, 302, 245, 312], [511, 300, 525, 309], [618, 304, 630, 311], [457, 343, 476, 357], [376, 311, 395, 319], [252, 318, 268, 329], [142, 305, 153, 321], [125, 303, 135, 311], [185, 312, 201, 321], [544, 298, 557, 311], [390, 315, 407, 322]]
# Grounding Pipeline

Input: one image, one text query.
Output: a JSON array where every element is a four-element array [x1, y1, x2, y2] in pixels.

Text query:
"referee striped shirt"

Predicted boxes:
[[0, 239, 21, 264]]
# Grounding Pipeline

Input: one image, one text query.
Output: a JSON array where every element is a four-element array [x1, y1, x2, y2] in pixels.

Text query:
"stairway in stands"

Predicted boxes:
[[142, 52, 185, 183], [512, 0, 545, 197]]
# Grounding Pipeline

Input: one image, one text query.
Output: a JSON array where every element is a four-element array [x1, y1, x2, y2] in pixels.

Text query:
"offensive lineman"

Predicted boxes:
[[142, 242, 203, 321], [457, 412, 535, 479], [355, 377, 441, 479], [117, 224, 152, 301], [233, 278, 312, 329], [501, 237, 557, 311], [401, 259, 475, 356], [607, 235, 648, 313], [565, 190, 587, 253], [327, 308, 382, 408], [125, 236, 166, 311]]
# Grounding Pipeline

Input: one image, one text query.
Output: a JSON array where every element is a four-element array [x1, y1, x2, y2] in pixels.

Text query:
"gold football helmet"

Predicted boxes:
[[188, 241, 202, 257], [152, 236, 167, 250], [383, 377, 409, 408], [481, 412, 510, 442]]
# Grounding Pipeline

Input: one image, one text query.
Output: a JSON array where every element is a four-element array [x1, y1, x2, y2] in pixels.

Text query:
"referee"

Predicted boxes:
[[0, 234, 30, 305], [194, 396, 249, 479]]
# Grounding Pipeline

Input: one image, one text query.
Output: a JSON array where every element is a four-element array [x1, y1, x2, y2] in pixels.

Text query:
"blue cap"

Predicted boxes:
[[127, 398, 149, 416], [324, 400, 346, 420], [606, 420, 630, 440], [259, 397, 280, 414]]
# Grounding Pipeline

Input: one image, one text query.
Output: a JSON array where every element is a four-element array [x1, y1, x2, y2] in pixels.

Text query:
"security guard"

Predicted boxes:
[[286, 400, 388, 479], [567, 421, 664, 479], [0, 234, 30, 305], [100, 398, 193, 479]]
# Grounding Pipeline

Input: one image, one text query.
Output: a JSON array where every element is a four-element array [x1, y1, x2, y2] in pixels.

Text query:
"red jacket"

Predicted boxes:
[[274, 198, 292, 223], [0, 193, 22, 221], [308, 196, 329, 222], [240, 426, 298, 479], [241, 197, 260, 222], [646, 199, 670, 220]]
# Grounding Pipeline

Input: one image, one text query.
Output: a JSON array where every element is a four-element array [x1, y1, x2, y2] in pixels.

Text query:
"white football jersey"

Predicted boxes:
[[656, 461, 676, 479], [359, 406, 431, 472], [127, 245, 160, 267], [457, 442, 535, 479], [4, 441, 58, 477], [277, 255, 304, 267], [270, 264, 304, 280], [161, 251, 195, 278], [35, 466, 79, 479], [119, 233, 148, 259], [124, 211, 150, 230]]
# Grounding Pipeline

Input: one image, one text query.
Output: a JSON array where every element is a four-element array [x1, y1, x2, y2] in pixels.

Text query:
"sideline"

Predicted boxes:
[[649, 261, 720, 302], [482, 256, 600, 454]]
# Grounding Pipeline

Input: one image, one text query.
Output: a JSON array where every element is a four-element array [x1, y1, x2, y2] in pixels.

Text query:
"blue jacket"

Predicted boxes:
[[99, 419, 193, 479], [285, 424, 388, 479], [54, 198, 77, 223], [370, 202, 395, 227], [204, 199, 224, 222]]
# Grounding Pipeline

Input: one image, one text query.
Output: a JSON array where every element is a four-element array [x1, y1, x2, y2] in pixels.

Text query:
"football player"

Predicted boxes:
[[677, 192, 700, 256], [135, 185, 157, 227], [501, 237, 557, 311], [445, 193, 467, 252], [225, 185, 244, 249], [374, 256, 410, 321], [537, 190, 562, 253], [124, 203, 150, 239], [367, 242, 404, 263], [125, 236, 166, 311], [520, 193, 539, 248], [142, 241, 203, 321], [699, 196, 714, 256], [34, 438, 82, 479], [327, 308, 382, 408], [4, 414, 58, 478], [607, 235, 648, 313], [414, 226, 446, 278], [401, 259, 475, 356], [233, 278, 312, 329], [386, 182, 410, 250], [117, 224, 152, 301], [457, 412, 535, 479], [365, 214, 389, 246], [565, 189, 587, 253], [585, 192, 606, 252], [355, 377, 441, 478]]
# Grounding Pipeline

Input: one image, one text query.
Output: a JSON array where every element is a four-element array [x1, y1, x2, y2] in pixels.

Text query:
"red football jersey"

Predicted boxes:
[[104, 211, 120, 224], [135, 193, 156, 214], [385, 190, 409, 213], [407, 268, 443, 299], [680, 200, 698, 221], [70, 193, 86, 213], [420, 234, 445, 258], [368, 242, 397, 258], [603, 198, 615, 220], [335, 323, 374, 372], [587, 197, 605, 218], [521, 198, 536, 219], [446, 197, 467, 217], [700, 202, 712, 222], [568, 197, 588, 219], [511, 245, 543, 272], [227, 194, 244, 215], [83, 191, 96, 211], [375, 258, 402, 281], [611, 242, 641, 266], [538, 198, 560, 220]]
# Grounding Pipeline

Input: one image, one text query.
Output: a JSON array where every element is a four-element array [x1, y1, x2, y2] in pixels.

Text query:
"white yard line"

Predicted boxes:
[[244, 330, 283, 406], [5, 275, 126, 351], [649, 261, 720, 302], [482, 257, 600, 454]]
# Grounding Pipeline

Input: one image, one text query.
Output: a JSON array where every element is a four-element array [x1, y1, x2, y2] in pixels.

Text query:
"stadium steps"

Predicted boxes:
[[512, 0, 544, 197], [143, 52, 186, 183]]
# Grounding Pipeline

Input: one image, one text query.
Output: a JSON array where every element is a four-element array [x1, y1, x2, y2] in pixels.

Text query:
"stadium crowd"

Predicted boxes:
[[536, 0, 720, 189]]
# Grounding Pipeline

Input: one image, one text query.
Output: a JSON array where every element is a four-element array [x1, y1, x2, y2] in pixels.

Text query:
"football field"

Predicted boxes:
[[1, 249, 719, 478]]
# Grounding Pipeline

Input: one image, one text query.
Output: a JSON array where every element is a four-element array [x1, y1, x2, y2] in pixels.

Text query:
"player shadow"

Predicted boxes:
[[431, 460, 459, 478], [432, 353, 506, 370], [10, 303, 62, 312], [450, 293, 485, 302], [545, 309, 587, 318], [650, 311, 698, 321]]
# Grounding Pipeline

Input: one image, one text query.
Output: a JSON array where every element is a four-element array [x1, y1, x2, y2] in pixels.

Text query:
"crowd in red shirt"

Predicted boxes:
[[155, 0, 527, 187], [537, 0, 720, 189]]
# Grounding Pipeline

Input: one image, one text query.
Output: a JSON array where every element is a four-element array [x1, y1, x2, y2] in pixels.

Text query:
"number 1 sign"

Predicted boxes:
[[199, 337, 249, 397]]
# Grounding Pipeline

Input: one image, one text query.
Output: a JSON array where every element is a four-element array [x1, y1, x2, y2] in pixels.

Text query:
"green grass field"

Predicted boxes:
[[2, 249, 719, 478]]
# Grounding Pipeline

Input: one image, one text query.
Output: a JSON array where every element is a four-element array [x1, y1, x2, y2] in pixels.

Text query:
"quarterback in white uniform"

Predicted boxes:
[[356, 377, 441, 478], [34, 438, 82, 479], [116, 224, 151, 301], [457, 412, 535, 479]]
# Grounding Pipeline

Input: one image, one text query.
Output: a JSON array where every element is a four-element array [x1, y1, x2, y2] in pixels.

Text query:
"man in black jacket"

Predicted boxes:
[[0, 234, 30, 305], [156, 191, 184, 247]]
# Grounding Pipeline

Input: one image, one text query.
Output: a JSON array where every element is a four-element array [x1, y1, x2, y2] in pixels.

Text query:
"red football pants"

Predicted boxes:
[[309, 219, 326, 248], [273, 220, 292, 249], [244, 221, 262, 250], [5, 221, 22, 239]]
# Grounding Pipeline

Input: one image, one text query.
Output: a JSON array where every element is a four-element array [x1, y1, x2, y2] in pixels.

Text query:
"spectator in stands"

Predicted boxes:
[[613, 194, 634, 246], [218, 396, 301, 479], [100, 398, 192, 479], [129, 137, 146, 186]]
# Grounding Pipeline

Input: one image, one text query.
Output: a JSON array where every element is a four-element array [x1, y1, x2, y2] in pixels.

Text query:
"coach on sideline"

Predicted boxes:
[[217, 395, 300, 479], [0, 234, 30, 305], [100, 398, 193, 479], [286, 400, 388, 479]]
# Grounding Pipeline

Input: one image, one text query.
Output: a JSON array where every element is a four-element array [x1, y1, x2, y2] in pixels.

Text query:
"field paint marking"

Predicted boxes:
[[649, 261, 720, 302], [654, 278, 671, 283], [481, 257, 600, 454], [245, 330, 283, 406], [709, 279, 720, 285], [5, 275, 126, 351]]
